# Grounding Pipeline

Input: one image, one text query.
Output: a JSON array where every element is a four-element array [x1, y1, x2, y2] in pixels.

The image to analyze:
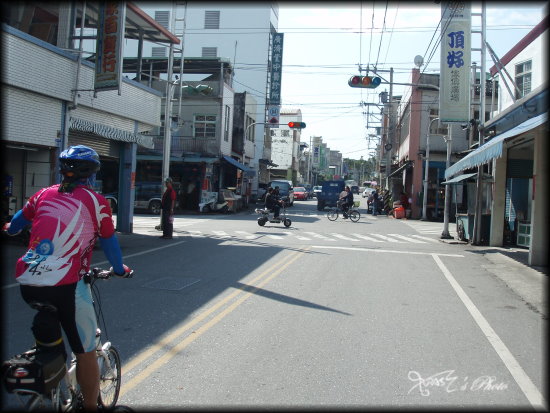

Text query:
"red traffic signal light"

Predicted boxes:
[[288, 122, 306, 129], [348, 75, 382, 88]]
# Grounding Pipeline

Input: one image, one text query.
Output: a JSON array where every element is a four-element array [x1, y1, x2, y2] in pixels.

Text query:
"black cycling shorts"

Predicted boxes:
[[20, 280, 97, 354]]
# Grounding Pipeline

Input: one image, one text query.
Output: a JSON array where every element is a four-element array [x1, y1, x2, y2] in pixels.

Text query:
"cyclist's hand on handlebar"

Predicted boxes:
[[2, 222, 20, 236], [110, 264, 134, 278]]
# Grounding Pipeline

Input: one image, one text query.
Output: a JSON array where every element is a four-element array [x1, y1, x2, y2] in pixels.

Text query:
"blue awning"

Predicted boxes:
[[221, 155, 256, 177], [445, 112, 547, 179], [182, 156, 218, 164]]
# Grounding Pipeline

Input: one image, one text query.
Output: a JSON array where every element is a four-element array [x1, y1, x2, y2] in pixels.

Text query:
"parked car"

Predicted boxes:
[[312, 186, 322, 198], [104, 181, 180, 215], [268, 180, 294, 206], [293, 187, 308, 200], [362, 187, 375, 198]]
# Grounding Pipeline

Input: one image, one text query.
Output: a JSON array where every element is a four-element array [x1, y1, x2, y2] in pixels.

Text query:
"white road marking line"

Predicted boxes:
[[387, 233, 427, 243], [304, 232, 337, 241], [235, 231, 257, 239], [431, 254, 547, 411], [212, 230, 231, 239], [311, 245, 463, 257], [411, 234, 440, 243], [265, 234, 285, 239], [369, 233, 405, 243], [294, 235, 311, 240], [186, 230, 205, 238], [331, 233, 360, 241], [351, 233, 384, 242]]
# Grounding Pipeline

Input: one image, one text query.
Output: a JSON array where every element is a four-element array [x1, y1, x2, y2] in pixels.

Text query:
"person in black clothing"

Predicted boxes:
[[160, 177, 176, 239], [339, 186, 354, 218], [265, 187, 282, 219]]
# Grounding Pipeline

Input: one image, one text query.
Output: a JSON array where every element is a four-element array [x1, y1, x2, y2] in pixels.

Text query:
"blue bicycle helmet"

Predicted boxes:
[[59, 145, 100, 179]]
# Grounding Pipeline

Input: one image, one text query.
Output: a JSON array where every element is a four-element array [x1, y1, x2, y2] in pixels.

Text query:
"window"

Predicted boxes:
[[194, 115, 217, 138], [245, 115, 255, 142], [281, 130, 290, 137], [151, 47, 166, 57], [202, 47, 217, 58], [204, 11, 220, 29], [224, 106, 230, 142], [429, 109, 448, 135], [154, 11, 170, 29], [515, 60, 532, 99]]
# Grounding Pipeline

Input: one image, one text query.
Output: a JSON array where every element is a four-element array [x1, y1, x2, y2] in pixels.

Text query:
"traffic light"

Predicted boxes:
[[348, 75, 382, 88], [288, 122, 306, 129]]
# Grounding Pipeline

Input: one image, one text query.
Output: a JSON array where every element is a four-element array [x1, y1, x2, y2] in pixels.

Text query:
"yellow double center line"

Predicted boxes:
[[119, 247, 309, 397]]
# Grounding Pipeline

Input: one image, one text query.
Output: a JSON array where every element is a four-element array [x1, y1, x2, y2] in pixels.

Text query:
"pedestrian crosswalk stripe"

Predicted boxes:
[[304, 232, 337, 241], [369, 234, 405, 243], [294, 235, 311, 240], [387, 233, 426, 243], [351, 233, 384, 242], [331, 233, 360, 241], [265, 234, 285, 239], [411, 234, 440, 243], [212, 230, 231, 239], [235, 231, 257, 239], [186, 230, 205, 237]]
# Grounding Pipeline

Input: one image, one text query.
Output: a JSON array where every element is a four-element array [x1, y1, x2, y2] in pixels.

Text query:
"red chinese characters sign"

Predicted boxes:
[[95, 2, 126, 93]]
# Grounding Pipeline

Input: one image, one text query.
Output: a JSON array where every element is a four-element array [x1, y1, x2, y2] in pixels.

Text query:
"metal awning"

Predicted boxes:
[[441, 173, 477, 185], [69, 118, 154, 149], [445, 112, 547, 179], [388, 161, 412, 178], [221, 155, 256, 177]]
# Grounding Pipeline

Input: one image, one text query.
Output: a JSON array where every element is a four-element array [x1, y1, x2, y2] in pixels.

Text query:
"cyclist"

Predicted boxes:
[[339, 186, 354, 219], [3, 145, 132, 412]]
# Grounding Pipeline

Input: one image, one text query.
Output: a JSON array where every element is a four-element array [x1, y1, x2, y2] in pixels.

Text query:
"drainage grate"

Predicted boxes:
[[141, 277, 200, 291]]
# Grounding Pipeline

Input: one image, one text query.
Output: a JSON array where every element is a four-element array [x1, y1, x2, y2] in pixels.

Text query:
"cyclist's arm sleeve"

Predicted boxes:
[[7, 209, 31, 234], [99, 235, 125, 274]]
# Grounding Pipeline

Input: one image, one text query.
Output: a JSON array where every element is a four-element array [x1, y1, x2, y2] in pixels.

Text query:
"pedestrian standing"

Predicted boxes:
[[160, 177, 176, 239], [372, 190, 379, 216]]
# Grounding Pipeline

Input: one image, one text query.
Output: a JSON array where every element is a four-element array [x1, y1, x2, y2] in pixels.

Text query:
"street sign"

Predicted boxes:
[[267, 105, 280, 128]]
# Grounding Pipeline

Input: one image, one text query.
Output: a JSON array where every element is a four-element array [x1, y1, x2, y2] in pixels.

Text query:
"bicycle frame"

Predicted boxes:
[[7, 268, 125, 411]]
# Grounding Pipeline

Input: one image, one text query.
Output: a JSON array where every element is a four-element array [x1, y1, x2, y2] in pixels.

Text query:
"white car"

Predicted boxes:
[[362, 187, 375, 198]]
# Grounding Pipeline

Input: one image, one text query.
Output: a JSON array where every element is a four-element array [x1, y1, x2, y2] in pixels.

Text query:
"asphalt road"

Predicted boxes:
[[1, 197, 547, 409]]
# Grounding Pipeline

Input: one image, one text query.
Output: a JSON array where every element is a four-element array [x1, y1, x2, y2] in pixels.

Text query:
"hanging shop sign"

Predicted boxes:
[[95, 2, 126, 94], [267, 33, 284, 128], [439, 1, 471, 123]]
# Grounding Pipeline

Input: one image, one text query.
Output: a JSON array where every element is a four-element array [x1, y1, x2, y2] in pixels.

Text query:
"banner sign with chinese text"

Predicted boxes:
[[95, 2, 126, 94], [267, 33, 284, 127], [439, 2, 471, 123]]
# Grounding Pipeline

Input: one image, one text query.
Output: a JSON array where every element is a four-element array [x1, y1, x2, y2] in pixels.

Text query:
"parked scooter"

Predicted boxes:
[[255, 204, 291, 227], [199, 192, 229, 213]]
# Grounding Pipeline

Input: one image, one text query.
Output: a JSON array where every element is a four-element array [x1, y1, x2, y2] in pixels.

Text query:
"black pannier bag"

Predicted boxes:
[[2, 347, 66, 394]]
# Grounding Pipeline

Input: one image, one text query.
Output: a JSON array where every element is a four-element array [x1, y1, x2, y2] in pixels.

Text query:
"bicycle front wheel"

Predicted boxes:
[[327, 208, 338, 221], [98, 345, 121, 410], [349, 210, 361, 222]]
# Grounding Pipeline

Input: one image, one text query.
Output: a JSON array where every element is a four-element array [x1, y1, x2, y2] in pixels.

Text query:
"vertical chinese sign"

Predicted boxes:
[[267, 33, 284, 127], [95, 2, 126, 94], [439, 1, 471, 123]]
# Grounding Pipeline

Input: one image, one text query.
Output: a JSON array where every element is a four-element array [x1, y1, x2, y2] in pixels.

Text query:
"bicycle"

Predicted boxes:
[[326, 201, 361, 222], [2, 267, 133, 411]]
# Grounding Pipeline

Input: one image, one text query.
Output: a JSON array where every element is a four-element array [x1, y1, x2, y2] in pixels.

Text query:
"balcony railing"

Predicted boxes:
[[138, 135, 219, 157]]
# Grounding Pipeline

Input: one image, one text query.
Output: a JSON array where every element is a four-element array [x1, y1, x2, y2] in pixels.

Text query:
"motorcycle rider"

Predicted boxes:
[[265, 187, 282, 221]]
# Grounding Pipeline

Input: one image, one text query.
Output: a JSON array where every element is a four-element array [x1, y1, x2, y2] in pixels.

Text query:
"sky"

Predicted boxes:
[[277, 1, 547, 161]]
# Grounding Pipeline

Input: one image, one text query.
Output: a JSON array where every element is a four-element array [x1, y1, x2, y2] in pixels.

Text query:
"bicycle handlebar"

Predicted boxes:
[[84, 267, 134, 284]]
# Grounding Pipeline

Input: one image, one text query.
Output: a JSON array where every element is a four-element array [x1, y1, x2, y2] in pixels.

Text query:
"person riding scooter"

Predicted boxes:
[[265, 187, 283, 221]]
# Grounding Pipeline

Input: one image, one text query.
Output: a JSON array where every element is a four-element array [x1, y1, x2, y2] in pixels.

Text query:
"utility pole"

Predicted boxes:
[[472, 3, 487, 245], [422, 117, 440, 221], [441, 126, 453, 239]]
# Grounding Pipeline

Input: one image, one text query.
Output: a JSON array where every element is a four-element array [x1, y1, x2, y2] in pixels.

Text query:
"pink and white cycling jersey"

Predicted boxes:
[[16, 184, 115, 286]]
